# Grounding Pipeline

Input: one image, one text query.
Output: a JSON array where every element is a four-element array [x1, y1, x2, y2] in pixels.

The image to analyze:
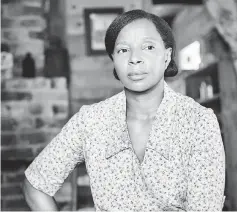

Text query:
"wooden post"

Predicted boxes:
[[214, 31, 237, 210], [204, 0, 237, 78]]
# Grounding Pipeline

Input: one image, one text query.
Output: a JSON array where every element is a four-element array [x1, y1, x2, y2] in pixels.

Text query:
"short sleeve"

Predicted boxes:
[[186, 109, 226, 211], [25, 105, 88, 196]]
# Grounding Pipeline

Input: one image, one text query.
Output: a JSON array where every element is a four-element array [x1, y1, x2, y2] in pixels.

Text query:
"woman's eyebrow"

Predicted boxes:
[[142, 37, 158, 42], [115, 37, 158, 47], [115, 41, 129, 46]]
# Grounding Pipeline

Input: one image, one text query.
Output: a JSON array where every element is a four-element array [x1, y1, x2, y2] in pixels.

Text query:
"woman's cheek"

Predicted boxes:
[[115, 57, 128, 70]]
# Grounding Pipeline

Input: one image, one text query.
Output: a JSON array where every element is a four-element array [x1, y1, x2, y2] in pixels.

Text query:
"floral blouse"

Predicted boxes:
[[25, 81, 225, 211]]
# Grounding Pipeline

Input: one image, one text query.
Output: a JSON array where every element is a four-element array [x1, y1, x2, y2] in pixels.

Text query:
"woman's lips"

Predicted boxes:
[[128, 72, 148, 81]]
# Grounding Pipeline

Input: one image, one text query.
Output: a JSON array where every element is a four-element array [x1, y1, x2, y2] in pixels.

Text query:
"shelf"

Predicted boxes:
[[185, 62, 218, 79], [185, 62, 220, 100], [196, 93, 220, 105]]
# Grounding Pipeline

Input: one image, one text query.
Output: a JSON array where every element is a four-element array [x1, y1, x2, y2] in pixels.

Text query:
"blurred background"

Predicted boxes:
[[1, 0, 237, 211]]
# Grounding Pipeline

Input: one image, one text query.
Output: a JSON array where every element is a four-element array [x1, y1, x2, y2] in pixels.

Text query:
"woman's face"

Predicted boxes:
[[112, 19, 172, 92]]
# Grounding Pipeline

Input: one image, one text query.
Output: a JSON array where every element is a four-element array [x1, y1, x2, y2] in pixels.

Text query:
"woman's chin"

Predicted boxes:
[[124, 84, 152, 93], [124, 79, 162, 94]]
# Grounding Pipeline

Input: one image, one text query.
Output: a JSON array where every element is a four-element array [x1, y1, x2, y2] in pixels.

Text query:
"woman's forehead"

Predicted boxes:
[[115, 19, 163, 44]]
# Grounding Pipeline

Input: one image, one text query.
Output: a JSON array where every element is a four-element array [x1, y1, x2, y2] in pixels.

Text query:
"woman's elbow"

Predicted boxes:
[[22, 177, 59, 210], [22, 177, 33, 197], [22, 177, 34, 203], [22, 177, 41, 209]]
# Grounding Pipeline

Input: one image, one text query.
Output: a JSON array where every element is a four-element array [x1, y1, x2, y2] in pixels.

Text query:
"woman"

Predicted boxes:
[[23, 10, 225, 211]]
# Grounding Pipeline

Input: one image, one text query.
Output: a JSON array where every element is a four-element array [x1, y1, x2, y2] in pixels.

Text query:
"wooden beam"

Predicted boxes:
[[152, 0, 203, 4]]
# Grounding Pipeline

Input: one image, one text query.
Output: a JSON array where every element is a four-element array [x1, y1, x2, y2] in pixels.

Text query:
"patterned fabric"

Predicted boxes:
[[25, 81, 225, 211]]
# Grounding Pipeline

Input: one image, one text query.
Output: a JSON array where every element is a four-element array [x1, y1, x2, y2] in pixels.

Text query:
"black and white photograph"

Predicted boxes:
[[1, 0, 237, 211]]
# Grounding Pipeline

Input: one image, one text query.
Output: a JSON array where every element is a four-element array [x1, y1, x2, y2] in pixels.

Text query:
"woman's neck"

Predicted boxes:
[[125, 80, 164, 121]]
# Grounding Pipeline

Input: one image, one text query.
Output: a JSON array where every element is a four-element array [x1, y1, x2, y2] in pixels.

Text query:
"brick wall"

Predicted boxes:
[[1, 77, 71, 211], [1, 0, 45, 77]]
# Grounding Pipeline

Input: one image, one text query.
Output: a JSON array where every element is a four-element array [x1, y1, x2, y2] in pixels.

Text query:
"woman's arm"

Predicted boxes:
[[22, 178, 59, 211], [186, 109, 225, 211], [22, 106, 88, 210]]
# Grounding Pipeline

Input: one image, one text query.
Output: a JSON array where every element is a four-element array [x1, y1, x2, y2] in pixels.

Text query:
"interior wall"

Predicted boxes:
[[63, 0, 144, 115], [173, 5, 215, 52]]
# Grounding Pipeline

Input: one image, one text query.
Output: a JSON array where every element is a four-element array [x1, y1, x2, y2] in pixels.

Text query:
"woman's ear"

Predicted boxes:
[[165, 48, 172, 69]]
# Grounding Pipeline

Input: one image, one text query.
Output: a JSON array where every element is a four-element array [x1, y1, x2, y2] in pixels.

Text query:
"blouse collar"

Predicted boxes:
[[106, 81, 178, 160]]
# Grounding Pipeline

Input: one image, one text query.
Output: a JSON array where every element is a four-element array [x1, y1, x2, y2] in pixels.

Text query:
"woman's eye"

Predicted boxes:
[[145, 45, 155, 50], [117, 49, 128, 54]]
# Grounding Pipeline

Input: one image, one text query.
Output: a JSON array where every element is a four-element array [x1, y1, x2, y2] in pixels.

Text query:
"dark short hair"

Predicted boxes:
[[105, 9, 178, 80]]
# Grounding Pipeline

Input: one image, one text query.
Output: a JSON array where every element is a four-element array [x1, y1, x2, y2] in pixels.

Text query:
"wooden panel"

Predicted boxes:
[[152, 0, 202, 5], [215, 31, 237, 211]]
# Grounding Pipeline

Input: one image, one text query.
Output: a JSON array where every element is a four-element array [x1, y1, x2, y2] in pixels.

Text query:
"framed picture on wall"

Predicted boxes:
[[84, 7, 124, 55]]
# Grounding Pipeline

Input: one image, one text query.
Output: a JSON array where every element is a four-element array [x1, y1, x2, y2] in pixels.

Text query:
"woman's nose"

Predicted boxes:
[[129, 50, 143, 65]]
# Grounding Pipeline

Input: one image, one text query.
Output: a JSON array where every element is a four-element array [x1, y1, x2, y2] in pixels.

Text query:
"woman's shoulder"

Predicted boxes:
[[174, 91, 216, 123], [78, 90, 125, 120]]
